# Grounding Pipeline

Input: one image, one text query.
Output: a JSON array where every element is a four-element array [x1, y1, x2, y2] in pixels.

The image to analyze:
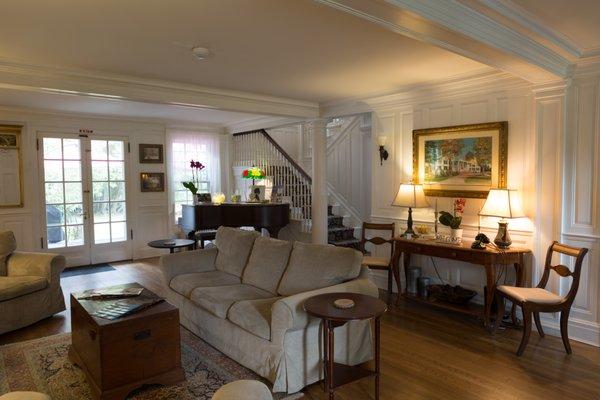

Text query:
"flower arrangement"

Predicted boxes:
[[242, 166, 265, 180], [439, 198, 466, 229], [182, 160, 206, 195]]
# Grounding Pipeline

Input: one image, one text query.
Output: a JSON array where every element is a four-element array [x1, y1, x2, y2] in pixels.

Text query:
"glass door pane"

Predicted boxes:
[[42, 137, 85, 248], [91, 140, 127, 244]]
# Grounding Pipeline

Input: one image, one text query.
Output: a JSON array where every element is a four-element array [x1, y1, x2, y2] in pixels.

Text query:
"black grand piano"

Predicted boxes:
[[180, 203, 290, 244]]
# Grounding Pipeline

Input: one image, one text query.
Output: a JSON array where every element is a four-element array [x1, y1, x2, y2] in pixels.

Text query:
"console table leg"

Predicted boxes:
[[375, 317, 381, 400], [484, 263, 495, 328]]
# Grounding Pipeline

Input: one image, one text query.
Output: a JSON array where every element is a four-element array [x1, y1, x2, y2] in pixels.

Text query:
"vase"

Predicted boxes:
[[450, 228, 463, 243]]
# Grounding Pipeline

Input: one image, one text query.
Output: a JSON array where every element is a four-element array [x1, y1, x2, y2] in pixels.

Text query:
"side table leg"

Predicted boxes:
[[322, 320, 328, 391], [327, 320, 335, 400], [375, 317, 381, 400]]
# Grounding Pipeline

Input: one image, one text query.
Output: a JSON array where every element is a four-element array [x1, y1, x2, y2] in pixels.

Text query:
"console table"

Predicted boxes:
[[391, 237, 531, 327]]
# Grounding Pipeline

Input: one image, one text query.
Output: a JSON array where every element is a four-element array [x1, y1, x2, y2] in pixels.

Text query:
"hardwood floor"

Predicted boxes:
[[2, 258, 600, 400]]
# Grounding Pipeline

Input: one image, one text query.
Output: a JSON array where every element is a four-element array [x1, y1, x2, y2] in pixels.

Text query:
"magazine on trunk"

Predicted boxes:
[[76, 286, 144, 300]]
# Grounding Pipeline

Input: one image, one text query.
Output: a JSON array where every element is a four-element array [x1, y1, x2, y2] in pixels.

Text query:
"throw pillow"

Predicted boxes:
[[0, 231, 17, 276]]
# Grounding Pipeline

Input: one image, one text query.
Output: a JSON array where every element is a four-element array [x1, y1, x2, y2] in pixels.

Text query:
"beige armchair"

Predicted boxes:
[[0, 231, 66, 335]]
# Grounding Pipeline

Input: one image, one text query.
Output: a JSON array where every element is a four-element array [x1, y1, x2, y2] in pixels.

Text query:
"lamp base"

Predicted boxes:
[[403, 207, 418, 237], [494, 220, 512, 248]]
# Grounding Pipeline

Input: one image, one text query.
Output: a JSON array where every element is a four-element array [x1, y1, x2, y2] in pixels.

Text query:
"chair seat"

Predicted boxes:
[[361, 256, 390, 268], [498, 286, 564, 305], [0, 276, 48, 302]]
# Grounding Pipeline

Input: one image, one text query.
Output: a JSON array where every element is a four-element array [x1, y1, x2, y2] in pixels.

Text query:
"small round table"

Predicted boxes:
[[147, 239, 195, 253], [304, 292, 387, 400]]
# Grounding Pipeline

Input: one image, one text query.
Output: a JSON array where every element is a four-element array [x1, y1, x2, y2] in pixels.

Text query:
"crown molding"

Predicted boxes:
[[383, 0, 571, 77], [321, 70, 532, 116], [474, 0, 582, 58], [316, 0, 570, 83], [0, 59, 319, 119]]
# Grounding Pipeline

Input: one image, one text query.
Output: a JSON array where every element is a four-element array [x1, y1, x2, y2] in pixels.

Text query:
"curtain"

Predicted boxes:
[[167, 129, 221, 224]]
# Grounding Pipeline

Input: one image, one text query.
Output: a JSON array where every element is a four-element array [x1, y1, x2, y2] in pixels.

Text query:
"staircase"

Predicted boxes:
[[328, 205, 361, 249], [232, 129, 360, 247]]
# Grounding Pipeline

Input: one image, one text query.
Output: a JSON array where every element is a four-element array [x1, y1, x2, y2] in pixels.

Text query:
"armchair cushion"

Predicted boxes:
[[215, 227, 260, 277], [242, 236, 292, 294], [0, 231, 17, 276], [170, 270, 240, 298], [277, 242, 362, 296], [190, 284, 273, 318], [0, 276, 48, 301]]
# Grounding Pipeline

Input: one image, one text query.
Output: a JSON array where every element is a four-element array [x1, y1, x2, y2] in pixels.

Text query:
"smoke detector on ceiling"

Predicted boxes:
[[191, 46, 212, 61]]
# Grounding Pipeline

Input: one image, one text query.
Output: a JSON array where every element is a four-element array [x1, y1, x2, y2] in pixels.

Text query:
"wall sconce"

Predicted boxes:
[[377, 136, 389, 165]]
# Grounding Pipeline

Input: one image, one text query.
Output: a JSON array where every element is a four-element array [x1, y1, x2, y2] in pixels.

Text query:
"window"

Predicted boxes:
[[167, 130, 221, 223]]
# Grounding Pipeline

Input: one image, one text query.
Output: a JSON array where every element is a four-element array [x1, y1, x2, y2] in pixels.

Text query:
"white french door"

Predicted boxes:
[[39, 133, 132, 267]]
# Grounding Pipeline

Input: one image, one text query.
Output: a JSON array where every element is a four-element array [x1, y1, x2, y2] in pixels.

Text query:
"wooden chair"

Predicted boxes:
[[494, 241, 588, 356], [360, 222, 399, 304]]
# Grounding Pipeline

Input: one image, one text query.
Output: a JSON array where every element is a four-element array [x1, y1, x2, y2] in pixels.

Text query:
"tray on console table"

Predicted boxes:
[[391, 237, 531, 327]]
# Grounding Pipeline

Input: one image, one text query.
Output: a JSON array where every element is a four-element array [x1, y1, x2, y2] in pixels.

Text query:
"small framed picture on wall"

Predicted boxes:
[[139, 144, 163, 164], [140, 172, 165, 192]]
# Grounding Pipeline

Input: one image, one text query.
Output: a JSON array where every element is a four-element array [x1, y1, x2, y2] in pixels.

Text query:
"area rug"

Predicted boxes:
[[0, 329, 302, 400], [61, 263, 116, 278]]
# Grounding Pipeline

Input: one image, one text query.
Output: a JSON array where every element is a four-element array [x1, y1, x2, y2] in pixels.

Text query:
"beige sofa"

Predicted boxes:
[[160, 227, 378, 394], [0, 231, 66, 335]]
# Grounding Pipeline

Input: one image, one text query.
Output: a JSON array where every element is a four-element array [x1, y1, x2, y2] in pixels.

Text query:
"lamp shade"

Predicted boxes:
[[392, 183, 430, 208], [479, 188, 525, 219], [377, 135, 388, 146]]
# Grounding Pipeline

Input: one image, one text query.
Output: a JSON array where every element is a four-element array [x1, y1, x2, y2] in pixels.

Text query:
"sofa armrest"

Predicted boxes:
[[271, 267, 378, 345], [6, 251, 65, 285], [159, 247, 218, 286]]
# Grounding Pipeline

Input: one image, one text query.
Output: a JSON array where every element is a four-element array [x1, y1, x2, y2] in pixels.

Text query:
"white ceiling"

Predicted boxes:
[[0, 88, 264, 126], [510, 0, 600, 52], [0, 0, 487, 105]]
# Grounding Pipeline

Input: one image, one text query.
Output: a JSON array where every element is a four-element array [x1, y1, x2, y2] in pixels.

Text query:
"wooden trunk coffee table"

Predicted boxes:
[[304, 292, 387, 400], [69, 283, 185, 400]]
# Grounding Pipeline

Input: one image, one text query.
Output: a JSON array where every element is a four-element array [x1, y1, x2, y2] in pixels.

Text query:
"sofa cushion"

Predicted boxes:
[[242, 237, 292, 294], [215, 227, 260, 277], [0, 276, 47, 302], [190, 284, 273, 319], [0, 231, 17, 276], [228, 297, 280, 340], [277, 242, 362, 296], [170, 270, 240, 298]]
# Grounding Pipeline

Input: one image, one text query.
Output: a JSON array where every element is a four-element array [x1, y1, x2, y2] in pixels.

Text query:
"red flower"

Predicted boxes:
[[242, 170, 249, 177]]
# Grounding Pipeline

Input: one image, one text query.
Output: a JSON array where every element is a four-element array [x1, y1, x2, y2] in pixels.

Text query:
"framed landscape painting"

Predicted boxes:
[[413, 122, 507, 198]]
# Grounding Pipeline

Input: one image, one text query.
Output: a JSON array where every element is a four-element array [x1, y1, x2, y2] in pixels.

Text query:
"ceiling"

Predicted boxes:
[[0, 88, 264, 126], [0, 0, 488, 106], [510, 0, 600, 52]]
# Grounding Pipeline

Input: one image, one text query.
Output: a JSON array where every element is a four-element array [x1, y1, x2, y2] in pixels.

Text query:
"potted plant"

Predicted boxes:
[[439, 198, 466, 241], [182, 160, 206, 204]]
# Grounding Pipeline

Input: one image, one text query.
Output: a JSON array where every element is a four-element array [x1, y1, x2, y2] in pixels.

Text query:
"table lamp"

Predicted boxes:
[[478, 188, 525, 248], [392, 183, 429, 236]]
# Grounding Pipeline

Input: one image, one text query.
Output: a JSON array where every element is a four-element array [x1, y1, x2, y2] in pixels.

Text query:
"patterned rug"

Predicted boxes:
[[0, 329, 302, 400]]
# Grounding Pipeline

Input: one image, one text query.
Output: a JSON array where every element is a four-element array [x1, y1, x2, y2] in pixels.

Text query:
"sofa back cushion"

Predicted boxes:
[[277, 242, 362, 296], [0, 231, 17, 276], [215, 227, 260, 277], [242, 236, 293, 294]]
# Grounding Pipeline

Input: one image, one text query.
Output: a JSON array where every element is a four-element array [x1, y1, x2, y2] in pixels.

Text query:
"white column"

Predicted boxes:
[[311, 119, 328, 244]]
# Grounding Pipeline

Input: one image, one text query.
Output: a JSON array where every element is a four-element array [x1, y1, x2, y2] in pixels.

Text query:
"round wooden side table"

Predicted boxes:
[[304, 292, 387, 400], [148, 239, 195, 253]]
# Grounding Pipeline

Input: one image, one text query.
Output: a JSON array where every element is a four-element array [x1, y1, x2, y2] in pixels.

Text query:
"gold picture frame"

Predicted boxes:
[[140, 172, 165, 192], [0, 124, 24, 208], [413, 122, 508, 198]]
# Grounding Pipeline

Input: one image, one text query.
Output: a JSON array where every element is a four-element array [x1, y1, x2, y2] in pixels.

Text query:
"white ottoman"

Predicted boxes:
[[0, 393, 50, 400], [211, 380, 273, 400]]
